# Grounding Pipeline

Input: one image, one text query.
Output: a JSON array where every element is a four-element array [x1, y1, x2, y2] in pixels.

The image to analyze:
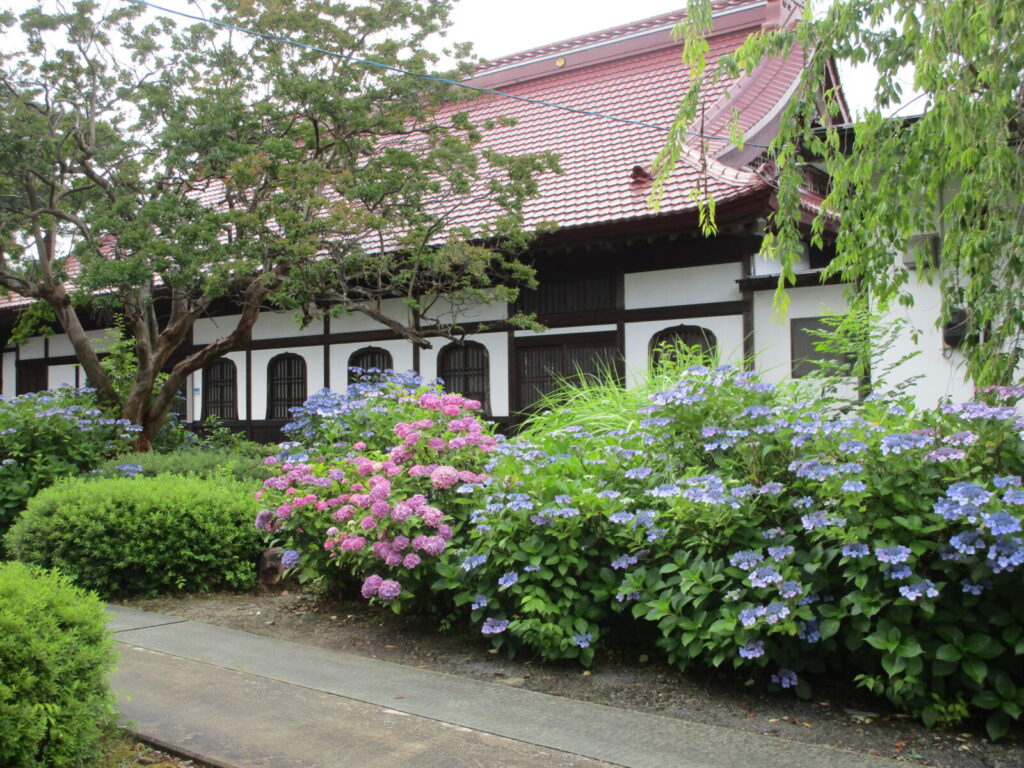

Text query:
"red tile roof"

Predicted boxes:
[[2, 0, 812, 312]]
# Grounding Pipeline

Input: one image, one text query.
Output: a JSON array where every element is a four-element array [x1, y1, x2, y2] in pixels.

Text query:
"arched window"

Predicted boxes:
[[347, 346, 394, 385], [202, 358, 238, 420], [437, 341, 489, 412], [649, 324, 718, 368], [267, 353, 307, 420]]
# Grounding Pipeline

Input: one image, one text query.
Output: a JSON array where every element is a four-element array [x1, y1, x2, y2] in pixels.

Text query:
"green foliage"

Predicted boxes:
[[6, 476, 263, 598], [0, 387, 135, 539], [454, 361, 1024, 738], [0, 562, 117, 768], [656, 0, 1024, 385], [95, 446, 272, 482], [517, 343, 716, 438], [0, 0, 558, 442]]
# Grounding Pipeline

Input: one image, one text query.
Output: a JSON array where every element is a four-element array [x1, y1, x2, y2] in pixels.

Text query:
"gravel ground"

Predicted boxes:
[[126, 588, 1024, 768]]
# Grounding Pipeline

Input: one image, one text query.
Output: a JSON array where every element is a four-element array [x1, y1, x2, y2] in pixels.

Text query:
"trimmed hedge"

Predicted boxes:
[[6, 475, 263, 598], [0, 562, 117, 768], [95, 446, 273, 482]]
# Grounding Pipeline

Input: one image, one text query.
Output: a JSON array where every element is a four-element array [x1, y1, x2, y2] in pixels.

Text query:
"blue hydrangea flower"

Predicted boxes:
[[471, 594, 488, 610], [899, 580, 939, 601], [994, 475, 1022, 488], [461, 554, 488, 571], [884, 564, 913, 580], [763, 602, 790, 624], [983, 512, 1022, 536], [281, 549, 300, 569], [842, 543, 870, 558], [610, 553, 639, 570], [771, 668, 798, 689], [572, 633, 593, 648], [738, 641, 765, 659], [767, 545, 794, 561], [625, 466, 653, 480], [749, 567, 783, 588], [761, 527, 785, 540], [798, 619, 820, 643], [729, 551, 764, 571], [875, 545, 912, 564], [481, 617, 509, 635], [778, 581, 803, 598], [609, 511, 635, 524], [498, 571, 519, 589], [841, 480, 867, 493]]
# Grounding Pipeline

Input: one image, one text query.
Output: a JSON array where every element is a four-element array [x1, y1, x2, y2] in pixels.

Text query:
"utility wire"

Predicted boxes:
[[122, 0, 771, 149]]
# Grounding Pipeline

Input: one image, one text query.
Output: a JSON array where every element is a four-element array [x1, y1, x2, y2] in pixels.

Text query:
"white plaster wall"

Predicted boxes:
[[624, 316, 744, 387], [48, 364, 78, 389], [249, 347, 321, 420], [48, 329, 111, 357], [2, 352, 16, 399], [19, 337, 45, 359], [193, 314, 243, 345], [624, 263, 743, 309], [752, 284, 848, 384], [329, 339, 416, 389], [421, 294, 507, 324], [514, 324, 617, 338], [874, 272, 973, 407], [252, 313, 322, 341], [420, 332, 510, 417], [330, 299, 412, 334]]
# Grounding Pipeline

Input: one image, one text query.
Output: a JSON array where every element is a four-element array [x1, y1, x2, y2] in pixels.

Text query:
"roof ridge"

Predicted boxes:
[[475, 0, 760, 73]]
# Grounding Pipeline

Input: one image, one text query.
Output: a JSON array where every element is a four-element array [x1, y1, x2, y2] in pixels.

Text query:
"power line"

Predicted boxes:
[[122, 0, 771, 149]]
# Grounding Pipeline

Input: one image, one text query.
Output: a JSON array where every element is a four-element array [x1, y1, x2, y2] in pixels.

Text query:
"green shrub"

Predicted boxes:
[[0, 561, 116, 768], [0, 386, 137, 538], [6, 475, 263, 597], [95, 446, 272, 482]]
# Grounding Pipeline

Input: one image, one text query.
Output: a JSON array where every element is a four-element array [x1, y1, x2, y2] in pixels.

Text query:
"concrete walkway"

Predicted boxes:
[[109, 605, 903, 768]]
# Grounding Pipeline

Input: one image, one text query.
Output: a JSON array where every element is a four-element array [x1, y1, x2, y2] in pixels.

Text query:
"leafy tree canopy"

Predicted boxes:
[[0, 0, 557, 447], [657, 0, 1024, 386]]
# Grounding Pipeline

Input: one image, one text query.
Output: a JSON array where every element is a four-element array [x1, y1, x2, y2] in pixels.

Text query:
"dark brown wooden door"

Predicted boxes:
[[514, 333, 621, 412]]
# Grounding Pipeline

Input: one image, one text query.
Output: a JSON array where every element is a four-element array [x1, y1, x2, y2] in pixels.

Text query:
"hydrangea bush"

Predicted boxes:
[[256, 374, 498, 611], [255, 365, 1024, 738], [0, 386, 137, 537]]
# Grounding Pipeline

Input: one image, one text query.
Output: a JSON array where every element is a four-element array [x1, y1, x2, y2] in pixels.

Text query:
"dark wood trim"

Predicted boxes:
[[245, 347, 253, 422], [506, 329, 515, 416], [43, 336, 49, 360], [738, 270, 848, 292], [412, 340, 421, 375], [513, 330, 619, 348], [740, 253, 755, 369], [322, 315, 331, 390]]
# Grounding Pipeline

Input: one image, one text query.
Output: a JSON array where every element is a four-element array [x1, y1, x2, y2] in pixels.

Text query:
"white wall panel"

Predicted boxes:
[[329, 339, 415, 389], [2, 352, 16, 399], [251, 313, 322, 341], [48, 364, 78, 389], [624, 263, 743, 309], [624, 316, 744, 388]]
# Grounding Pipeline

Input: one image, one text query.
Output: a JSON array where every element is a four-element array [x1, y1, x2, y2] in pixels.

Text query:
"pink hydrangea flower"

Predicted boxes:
[[419, 393, 442, 410], [361, 574, 383, 598], [403, 553, 421, 569], [429, 437, 447, 450], [353, 441, 366, 450], [359, 515, 377, 530], [341, 536, 367, 551], [421, 506, 443, 527], [377, 579, 402, 600], [430, 465, 460, 489]]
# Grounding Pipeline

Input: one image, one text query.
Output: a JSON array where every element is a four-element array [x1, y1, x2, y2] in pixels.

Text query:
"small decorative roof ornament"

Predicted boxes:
[[630, 165, 653, 182]]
